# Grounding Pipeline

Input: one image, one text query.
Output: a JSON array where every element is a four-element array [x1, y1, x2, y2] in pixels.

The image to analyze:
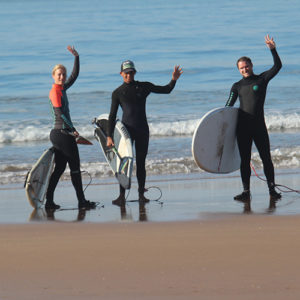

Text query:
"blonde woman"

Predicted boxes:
[[46, 46, 95, 210]]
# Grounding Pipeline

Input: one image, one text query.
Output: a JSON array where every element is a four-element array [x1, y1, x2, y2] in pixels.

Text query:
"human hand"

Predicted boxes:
[[265, 34, 276, 50], [73, 130, 79, 137], [172, 65, 183, 81], [67, 45, 79, 56], [106, 136, 114, 147]]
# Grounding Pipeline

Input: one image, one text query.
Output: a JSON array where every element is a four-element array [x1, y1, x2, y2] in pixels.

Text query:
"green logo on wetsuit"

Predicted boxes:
[[253, 85, 259, 91]]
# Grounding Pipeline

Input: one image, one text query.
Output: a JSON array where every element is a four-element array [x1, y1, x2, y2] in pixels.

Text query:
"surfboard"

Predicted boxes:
[[25, 147, 55, 208], [93, 114, 133, 189], [192, 107, 240, 174]]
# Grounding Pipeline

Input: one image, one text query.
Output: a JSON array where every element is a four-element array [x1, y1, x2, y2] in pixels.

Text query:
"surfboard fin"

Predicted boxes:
[[76, 136, 93, 145]]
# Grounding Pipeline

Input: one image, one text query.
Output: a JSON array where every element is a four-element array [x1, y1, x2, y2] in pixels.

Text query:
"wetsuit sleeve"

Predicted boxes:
[[147, 79, 176, 94], [261, 48, 282, 82], [49, 89, 75, 130], [225, 83, 238, 106], [64, 55, 80, 90], [107, 90, 120, 137]]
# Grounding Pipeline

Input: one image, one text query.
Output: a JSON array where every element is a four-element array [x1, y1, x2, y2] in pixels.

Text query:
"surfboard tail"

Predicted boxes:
[[116, 173, 131, 190]]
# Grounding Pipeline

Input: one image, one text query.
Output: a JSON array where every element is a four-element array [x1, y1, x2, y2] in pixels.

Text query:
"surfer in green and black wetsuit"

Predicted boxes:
[[226, 34, 282, 202], [107, 60, 183, 205]]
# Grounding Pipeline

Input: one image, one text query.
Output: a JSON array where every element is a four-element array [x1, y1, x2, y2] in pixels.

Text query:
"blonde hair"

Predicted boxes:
[[52, 64, 67, 76]]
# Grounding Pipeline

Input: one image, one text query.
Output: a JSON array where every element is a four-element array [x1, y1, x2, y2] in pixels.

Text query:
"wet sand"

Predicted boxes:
[[1, 171, 300, 223], [1, 171, 300, 299], [1, 216, 300, 299]]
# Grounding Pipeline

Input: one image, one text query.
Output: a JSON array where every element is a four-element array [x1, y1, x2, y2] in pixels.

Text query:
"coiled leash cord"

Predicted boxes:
[[250, 163, 300, 194], [81, 171, 163, 205], [127, 186, 163, 205], [81, 171, 103, 208]]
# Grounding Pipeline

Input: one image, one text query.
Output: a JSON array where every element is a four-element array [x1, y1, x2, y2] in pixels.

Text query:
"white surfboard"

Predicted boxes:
[[94, 114, 133, 189], [25, 147, 55, 208], [192, 107, 240, 174]]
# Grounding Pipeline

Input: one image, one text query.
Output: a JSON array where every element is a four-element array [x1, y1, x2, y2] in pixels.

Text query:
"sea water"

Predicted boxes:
[[0, 0, 300, 186]]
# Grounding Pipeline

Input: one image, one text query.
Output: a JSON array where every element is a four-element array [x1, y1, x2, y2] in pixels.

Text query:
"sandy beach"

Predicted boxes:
[[1, 171, 300, 299], [1, 0, 300, 298], [1, 216, 300, 299]]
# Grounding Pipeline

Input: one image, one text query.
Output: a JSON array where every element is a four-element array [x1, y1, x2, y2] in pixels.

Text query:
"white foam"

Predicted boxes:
[[1, 112, 300, 144], [0, 124, 96, 144], [149, 119, 198, 136], [149, 112, 300, 137], [1, 146, 300, 185], [251, 147, 300, 168], [265, 112, 300, 131]]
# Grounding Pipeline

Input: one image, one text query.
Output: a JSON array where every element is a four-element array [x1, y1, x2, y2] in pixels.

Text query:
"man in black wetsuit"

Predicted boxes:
[[107, 60, 182, 205], [226, 34, 282, 201]]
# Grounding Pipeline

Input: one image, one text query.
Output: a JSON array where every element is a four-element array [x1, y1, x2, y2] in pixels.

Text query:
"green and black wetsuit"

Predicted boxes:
[[226, 48, 282, 191], [108, 79, 176, 195]]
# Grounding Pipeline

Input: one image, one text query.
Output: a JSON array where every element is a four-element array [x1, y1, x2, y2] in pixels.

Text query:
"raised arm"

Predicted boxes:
[[64, 45, 80, 90], [172, 65, 183, 81], [263, 35, 282, 82], [265, 34, 276, 50], [149, 65, 183, 94]]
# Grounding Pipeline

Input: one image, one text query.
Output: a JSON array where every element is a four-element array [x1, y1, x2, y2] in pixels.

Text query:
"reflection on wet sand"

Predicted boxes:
[[267, 198, 278, 214], [113, 200, 149, 222], [235, 198, 281, 215], [242, 199, 252, 214], [234, 198, 252, 214], [139, 202, 148, 222], [29, 208, 87, 222]]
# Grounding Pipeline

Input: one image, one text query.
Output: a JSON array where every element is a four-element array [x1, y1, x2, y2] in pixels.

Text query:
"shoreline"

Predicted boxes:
[[1, 167, 300, 190], [0, 170, 299, 224]]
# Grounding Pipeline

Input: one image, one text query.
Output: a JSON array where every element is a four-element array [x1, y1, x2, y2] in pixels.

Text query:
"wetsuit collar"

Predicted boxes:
[[52, 83, 63, 90], [123, 80, 136, 86], [242, 74, 256, 81]]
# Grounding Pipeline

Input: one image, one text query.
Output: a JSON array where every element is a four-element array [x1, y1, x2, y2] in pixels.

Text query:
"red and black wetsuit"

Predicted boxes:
[[108, 79, 176, 195], [226, 48, 282, 191], [47, 56, 86, 203]]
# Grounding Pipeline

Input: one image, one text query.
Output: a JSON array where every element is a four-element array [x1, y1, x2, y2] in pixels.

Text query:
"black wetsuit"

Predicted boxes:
[[226, 48, 282, 191], [47, 56, 86, 203], [108, 79, 176, 195]]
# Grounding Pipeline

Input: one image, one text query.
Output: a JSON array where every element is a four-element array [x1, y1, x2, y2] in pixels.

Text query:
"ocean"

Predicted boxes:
[[1, 0, 300, 187]]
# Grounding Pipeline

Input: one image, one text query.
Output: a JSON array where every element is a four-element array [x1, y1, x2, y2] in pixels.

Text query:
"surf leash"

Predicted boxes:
[[250, 163, 300, 195], [81, 170, 92, 192], [145, 186, 163, 203], [125, 188, 131, 201], [56, 202, 104, 211], [80, 171, 104, 208], [126, 186, 163, 205]]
